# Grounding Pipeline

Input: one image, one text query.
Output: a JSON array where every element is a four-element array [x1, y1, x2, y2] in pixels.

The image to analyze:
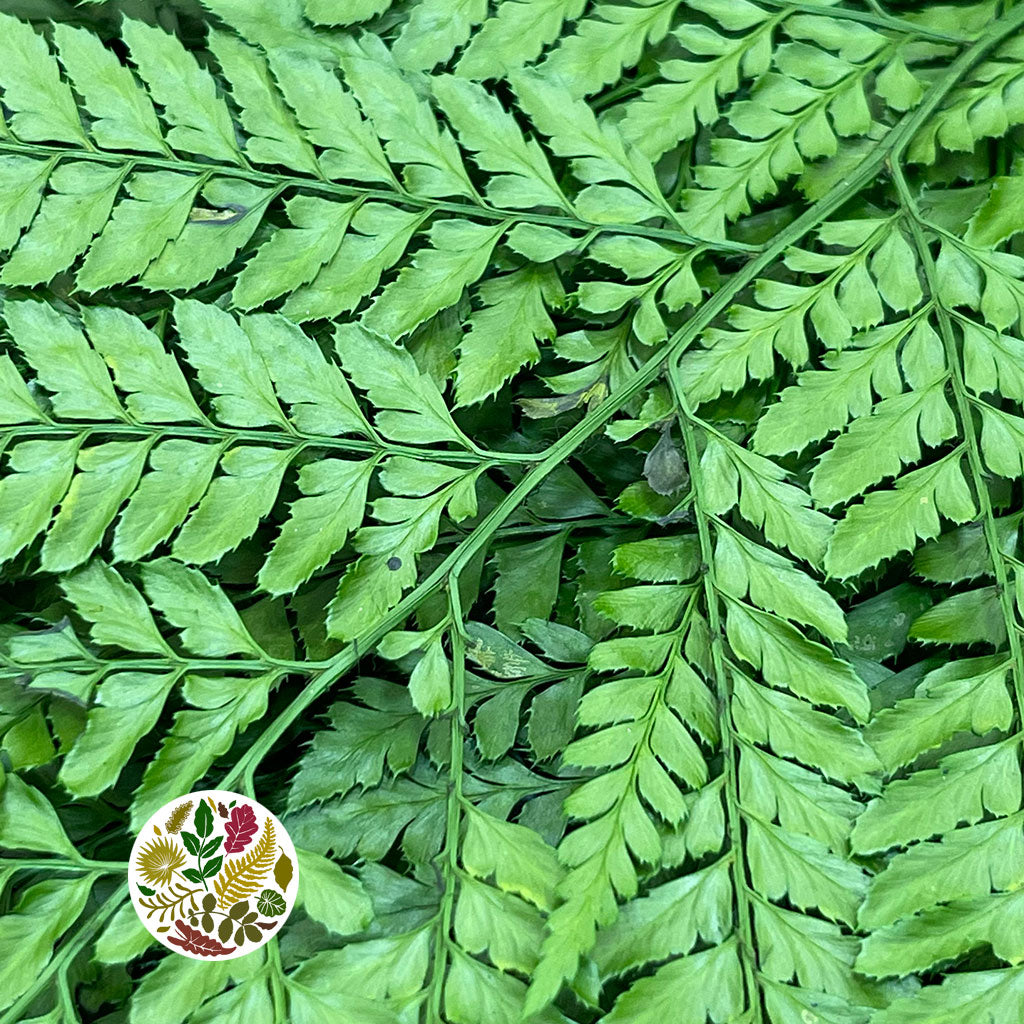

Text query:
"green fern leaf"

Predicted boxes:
[[457, 0, 586, 80], [4, 2, 1024, 1020]]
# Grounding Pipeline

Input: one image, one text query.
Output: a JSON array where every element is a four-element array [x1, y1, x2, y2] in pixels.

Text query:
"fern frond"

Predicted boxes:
[[524, 461, 879, 1015], [679, 40, 892, 237], [620, 2, 781, 162], [685, 215, 923, 404], [0, 555, 293, 826], [457, 0, 587, 80], [764, 139, 1024, 1014], [908, 36, 1024, 164], [6, 2, 1024, 1021], [537, 0, 682, 99], [0, 8, 737, 352], [0, 298, 377, 578]]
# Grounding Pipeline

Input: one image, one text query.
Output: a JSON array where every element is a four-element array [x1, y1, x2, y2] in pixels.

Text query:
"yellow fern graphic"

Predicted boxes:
[[212, 817, 276, 909]]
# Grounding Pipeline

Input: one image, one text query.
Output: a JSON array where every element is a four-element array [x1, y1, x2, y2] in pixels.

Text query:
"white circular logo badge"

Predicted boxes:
[[128, 790, 298, 959]]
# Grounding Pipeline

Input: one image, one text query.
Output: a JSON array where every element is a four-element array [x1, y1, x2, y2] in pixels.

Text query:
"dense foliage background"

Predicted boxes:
[[1, 0, 1023, 1020]]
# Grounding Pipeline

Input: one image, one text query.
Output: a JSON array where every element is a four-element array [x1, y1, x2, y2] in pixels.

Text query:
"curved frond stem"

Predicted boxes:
[[438, 513, 636, 545], [669, 358, 764, 1024], [892, 160, 1024, 713]]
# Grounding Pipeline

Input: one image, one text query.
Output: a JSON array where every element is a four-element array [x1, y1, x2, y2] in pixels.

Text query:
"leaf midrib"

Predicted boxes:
[[0, 137, 760, 255]]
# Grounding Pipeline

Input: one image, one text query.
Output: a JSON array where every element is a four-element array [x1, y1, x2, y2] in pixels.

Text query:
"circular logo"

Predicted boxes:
[[128, 790, 298, 959]]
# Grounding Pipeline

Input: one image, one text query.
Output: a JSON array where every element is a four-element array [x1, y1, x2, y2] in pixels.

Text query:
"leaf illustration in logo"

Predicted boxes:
[[137, 882, 203, 923], [164, 800, 193, 835], [200, 836, 223, 858], [193, 799, 214, 839], [213, 817, 276, 908], [223, 803, 258, 852], [273, 851, 293, 890], [135, 836, 187, 887], [256, 889, 287, 917], [216, 900, 263, 944], [167, 920, 236, 957], [228, 899, 252, 920], [202, 854, 223, 878]]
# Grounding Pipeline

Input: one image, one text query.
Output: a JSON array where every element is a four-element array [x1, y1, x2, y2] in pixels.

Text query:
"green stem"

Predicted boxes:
[[1, 858, 127, 873], [0, 139, 758, 255], [892, 163, 1024, 713], [438, 513, 634, 544], [755, 0, 968, 42], [669, 361, 764, 1024], [57, 968, 79, 1024], [0, 420, 545, 465], [193, 850, 209, 892], [427, 587, 468, 1024]]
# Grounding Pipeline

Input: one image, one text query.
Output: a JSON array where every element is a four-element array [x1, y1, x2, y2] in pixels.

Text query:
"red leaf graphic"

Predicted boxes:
[[223, 803, 259, 853], [167, 920, 236, 957]]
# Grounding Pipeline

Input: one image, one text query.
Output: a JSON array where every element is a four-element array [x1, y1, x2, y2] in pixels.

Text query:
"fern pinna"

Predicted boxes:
[[1, 0, 1024, 1021]]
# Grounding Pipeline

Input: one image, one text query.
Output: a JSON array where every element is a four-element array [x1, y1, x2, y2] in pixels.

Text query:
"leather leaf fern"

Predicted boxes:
[[0, 1, 1023, 1023]]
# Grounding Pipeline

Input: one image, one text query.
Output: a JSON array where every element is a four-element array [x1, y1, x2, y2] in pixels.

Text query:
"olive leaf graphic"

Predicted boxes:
[[137, 882, 203, 923], [273, 851, 293, 890], [164, 800, 193, 835], [135, 836, 187, 887]]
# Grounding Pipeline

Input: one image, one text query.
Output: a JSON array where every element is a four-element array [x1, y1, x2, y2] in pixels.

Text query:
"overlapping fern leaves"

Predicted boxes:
[[2, 0, 1024, 1022]]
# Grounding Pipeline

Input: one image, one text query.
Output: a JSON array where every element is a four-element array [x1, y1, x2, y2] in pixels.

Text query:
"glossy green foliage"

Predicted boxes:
[[1, 1, 1024, 1022]]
